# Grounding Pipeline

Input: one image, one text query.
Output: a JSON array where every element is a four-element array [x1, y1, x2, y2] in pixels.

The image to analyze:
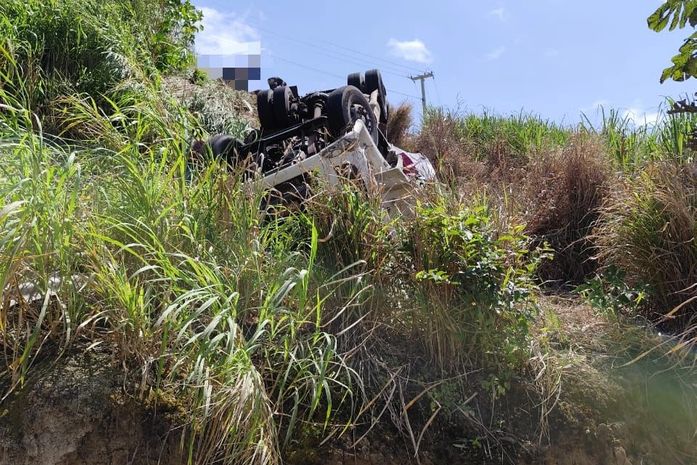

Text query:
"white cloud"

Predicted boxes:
[[195, 7, 261, 55], [623, 107, 662, 127], [590, 99, 609, 110], [544, 48, 560, 58], [490, 7, 506, 21], [486, 46, 506, 61], [387, 38, 433, 64]]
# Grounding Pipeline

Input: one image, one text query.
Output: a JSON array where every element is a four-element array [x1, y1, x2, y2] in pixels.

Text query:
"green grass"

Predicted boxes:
[[0, 88, 366, 463], [580, 105, 697, 169], [419, 107, 571, 168]]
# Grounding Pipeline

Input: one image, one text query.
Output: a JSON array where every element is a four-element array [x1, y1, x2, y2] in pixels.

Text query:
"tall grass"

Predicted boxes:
[[5, 1, 697, 462], [581, 105, 697, 169], [524, 136, 610, 285], [0, 0, 199, 135], [596, 162, 697, 333], [0, 36, 549, 462], [0, 100, 374, 465]]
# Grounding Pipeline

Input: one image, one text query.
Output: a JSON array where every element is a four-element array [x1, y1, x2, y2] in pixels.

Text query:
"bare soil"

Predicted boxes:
[[0, 351, 185, 465]]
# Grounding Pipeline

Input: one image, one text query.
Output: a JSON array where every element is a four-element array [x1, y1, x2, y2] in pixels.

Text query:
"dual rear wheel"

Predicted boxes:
[[346, 69, 388, 124]]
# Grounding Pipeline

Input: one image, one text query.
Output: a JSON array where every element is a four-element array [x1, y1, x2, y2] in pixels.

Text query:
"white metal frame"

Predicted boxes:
[[254, 120, 417, 216]]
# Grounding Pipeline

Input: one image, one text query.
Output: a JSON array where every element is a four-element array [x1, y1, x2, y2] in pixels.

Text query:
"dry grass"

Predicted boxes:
[[162, 76, 258, 136], [414, 109, 480, 183], [385, 102, 413, 148], [415, 110, 611, 287], [523, 136, 611, 286], [596, 161, 697, 332]]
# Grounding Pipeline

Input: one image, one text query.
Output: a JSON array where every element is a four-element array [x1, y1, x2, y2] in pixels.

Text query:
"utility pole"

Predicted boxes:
[[409, 71, 434, 116]]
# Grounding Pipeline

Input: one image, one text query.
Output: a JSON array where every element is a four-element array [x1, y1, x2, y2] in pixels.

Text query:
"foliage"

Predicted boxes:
[[580, 105, 697, 168], [402, 196, 544, 370], [648, 0, 697, 82], [4, 1, 697, 461], [576, 268, 649, 319], [0, 36, 546, 462], [143, 0, 202, 73], [0, 91, 367, 464], [0, 0, 201, 126]]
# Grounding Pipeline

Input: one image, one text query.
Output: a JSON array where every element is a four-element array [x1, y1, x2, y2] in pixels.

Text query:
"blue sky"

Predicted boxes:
[[193, 0, 692, 126]]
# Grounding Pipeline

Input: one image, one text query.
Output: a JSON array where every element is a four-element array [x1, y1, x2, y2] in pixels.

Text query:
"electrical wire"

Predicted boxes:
[[387, 88, 422, 101], [250, 22, 421, 78], [268, 53, 422, 101], [269, 54, 345, 80]]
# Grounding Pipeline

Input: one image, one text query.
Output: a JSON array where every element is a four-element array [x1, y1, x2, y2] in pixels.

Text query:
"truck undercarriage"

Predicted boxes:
[[200, 69, 436, 215]]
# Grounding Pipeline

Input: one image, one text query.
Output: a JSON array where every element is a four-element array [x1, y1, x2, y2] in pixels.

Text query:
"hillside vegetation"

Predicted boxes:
[[1, 2, 697, 465]]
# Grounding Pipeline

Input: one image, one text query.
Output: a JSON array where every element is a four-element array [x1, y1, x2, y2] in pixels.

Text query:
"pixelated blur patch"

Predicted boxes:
[[197, 50, 261, 91]]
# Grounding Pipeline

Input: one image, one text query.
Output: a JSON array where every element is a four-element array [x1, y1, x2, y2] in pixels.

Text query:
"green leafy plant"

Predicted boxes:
[[648, 1, 697, 82], [576, 268, 649, 319], [402, 196, 544, 371]]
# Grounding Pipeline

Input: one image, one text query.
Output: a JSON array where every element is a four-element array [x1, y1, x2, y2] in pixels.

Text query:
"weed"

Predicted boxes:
[[576, 267, 649, 319], [401, 194, 543, 371], [524, 136, 611, 286]]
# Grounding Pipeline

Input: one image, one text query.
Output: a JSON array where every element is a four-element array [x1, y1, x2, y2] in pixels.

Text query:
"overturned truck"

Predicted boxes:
[[203, 69, 435, 216]]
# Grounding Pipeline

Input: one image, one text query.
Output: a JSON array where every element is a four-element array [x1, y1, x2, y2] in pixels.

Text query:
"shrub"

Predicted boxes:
[[400, 195, 543, 371], [596, 161, 697, 332], [576, 267, 649, 319]]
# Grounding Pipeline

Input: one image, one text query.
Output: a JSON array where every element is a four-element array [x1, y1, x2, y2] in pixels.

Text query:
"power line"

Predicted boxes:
[[251, 23, 420, 77], [387, 89, 422, 101], [269, 54, 345, 80], [268, 53, 422, 101]]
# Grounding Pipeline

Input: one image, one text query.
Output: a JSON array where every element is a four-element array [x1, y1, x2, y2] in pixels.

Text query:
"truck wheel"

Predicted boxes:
[[257, 89, 276, 131], [273, 86, 293, 128], [208, 134, 244, 167], [326, 85, 378, 143], [364, 69, 389, 124], [347, 72, 365, 92], [364, 69, 385, 96]]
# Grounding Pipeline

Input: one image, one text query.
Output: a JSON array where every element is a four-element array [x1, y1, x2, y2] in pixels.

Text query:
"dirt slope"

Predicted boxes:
[[0, 352, 184, 465]]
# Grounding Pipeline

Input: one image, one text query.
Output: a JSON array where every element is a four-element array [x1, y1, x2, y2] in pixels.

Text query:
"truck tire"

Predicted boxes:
[[273, 86, 293, 128], [347, 72, 365, 92], [364, 69, 389, 124], [208, 134, 244, 167], [364, 69, 385, 96], [257, 89, 276, 131], [326, 85, 378, 143]]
